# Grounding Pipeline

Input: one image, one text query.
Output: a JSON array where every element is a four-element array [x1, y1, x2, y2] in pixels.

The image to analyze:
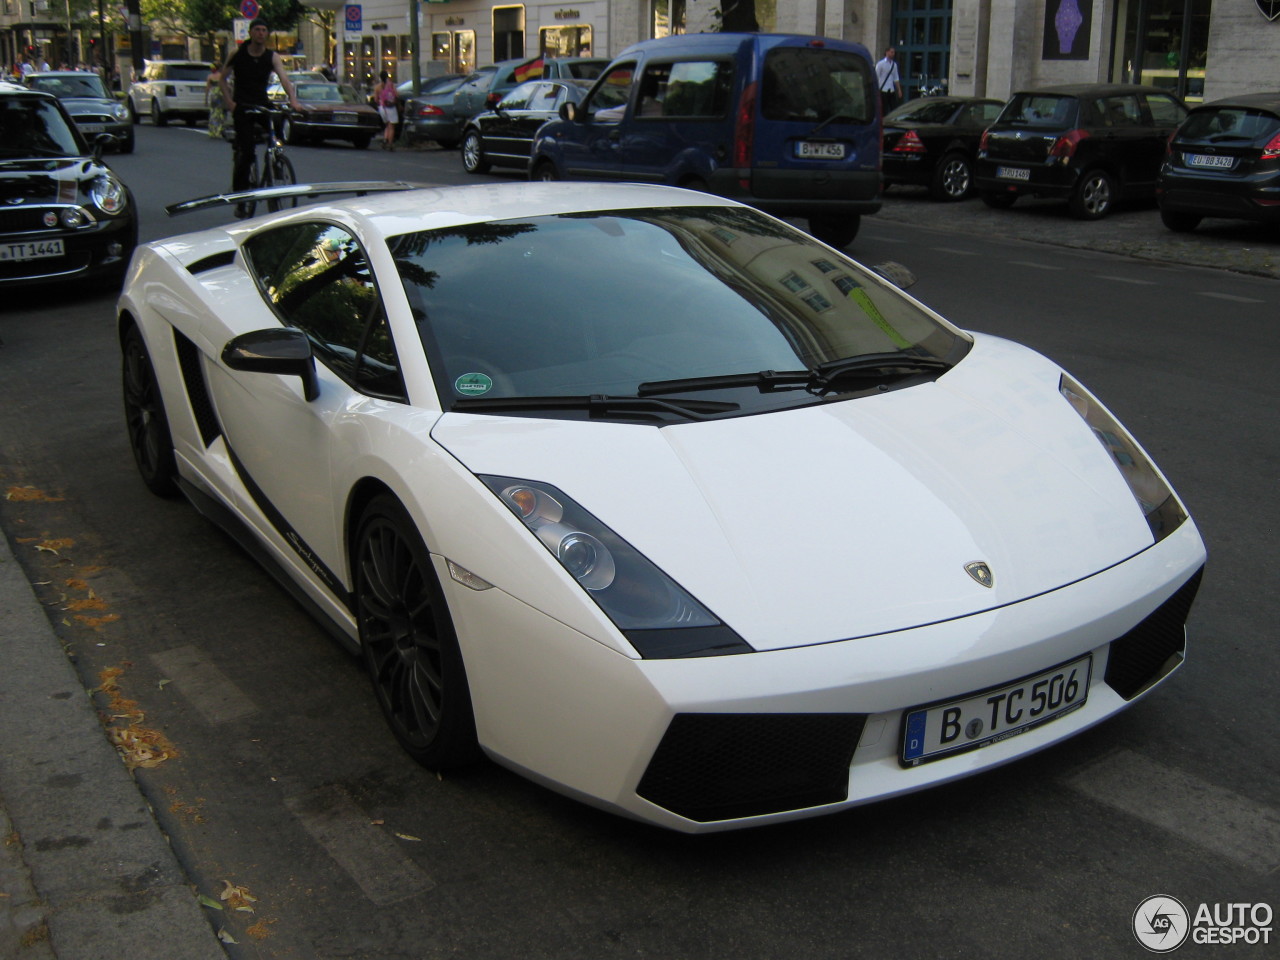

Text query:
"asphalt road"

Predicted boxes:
[[1, 123, 1277, 960]]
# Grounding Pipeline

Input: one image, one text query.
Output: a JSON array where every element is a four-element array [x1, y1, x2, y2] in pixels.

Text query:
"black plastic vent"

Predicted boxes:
[[1105, 566, 1203, 701], [187, 250, 236, 274], [636, 713, 866, 823], [173, 330, 222, 447]]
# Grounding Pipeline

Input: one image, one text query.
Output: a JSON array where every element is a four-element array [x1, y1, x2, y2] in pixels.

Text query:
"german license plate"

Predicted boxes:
[[1186, 153, 1234, 169], [79, 123, 105, 133], [996, 165, 1030, 181], [797, 141, 846, 160], [0, 239, 65, 261], [334, 112, 358, 124], [900, 654, 1092, 766]]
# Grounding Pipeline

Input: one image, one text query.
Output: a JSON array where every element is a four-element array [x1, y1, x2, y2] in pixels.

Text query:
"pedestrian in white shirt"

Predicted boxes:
[[875, 47, 903, 115]]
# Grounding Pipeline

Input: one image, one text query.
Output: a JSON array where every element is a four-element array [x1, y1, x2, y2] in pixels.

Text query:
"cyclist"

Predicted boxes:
[[219, 17, 301, 217]]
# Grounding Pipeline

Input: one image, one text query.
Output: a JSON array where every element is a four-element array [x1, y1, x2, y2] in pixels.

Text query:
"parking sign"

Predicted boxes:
[[344, 4, 362, 34]]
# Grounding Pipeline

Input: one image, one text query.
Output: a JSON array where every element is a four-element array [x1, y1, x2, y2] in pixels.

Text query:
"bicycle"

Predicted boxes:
[[235, 104, 298, 218]]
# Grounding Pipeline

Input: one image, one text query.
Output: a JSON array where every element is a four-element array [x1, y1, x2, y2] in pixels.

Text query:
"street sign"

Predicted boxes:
[[344, 4, 362, 33], [239, 0, 259, 20]]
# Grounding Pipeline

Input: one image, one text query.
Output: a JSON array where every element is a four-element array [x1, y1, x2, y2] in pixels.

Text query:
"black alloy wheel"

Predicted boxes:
[[932, 152, 973, 201], [1160, 207, 1202, 233], [461, 129, 490, 173], [980, 190, 1018, 209], [532, 159, 561, 181], [808, 214, 861, 248], [121, 325, 178, 498], [354, 495, 479, 770]]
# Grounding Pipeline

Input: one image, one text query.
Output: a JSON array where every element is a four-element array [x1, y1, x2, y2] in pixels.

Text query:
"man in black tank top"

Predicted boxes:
[[219, 18, 301, 215]]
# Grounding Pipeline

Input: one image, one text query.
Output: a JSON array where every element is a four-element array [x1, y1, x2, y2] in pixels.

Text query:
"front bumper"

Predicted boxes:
[[445, 517, 1205, 832], [0, 214, 136, 286]]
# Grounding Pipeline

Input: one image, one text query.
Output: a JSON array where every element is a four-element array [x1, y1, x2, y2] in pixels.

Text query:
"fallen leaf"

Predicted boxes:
[[197, 893, 223, 910], [216, 927, 238, 944], [394, 832, 422, 842]]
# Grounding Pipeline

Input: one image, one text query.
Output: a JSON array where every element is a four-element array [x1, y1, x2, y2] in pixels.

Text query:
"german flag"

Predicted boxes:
[[512, 57, 545, 82]]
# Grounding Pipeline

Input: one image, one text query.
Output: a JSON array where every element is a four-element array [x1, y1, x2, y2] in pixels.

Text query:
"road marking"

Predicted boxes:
[[1064, 750, 1280, 874], [1095, 275, 1158, 285], [1198, 291, 1264, 303], [933, 247, 981, 256], [863, 235, 909, 244], [150, 645, 257, 724], [1006, 260, 1064, 270], [285, 784, 436, 905]]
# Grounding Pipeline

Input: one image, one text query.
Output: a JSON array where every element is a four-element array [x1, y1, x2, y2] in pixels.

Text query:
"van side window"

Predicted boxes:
[[637, 61, 733, 119], [760, 47, 874, 124], [585, 63, 635, 122]]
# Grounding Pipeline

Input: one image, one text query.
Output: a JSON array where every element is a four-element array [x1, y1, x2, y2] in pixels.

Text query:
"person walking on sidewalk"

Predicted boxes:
[[876, 47, 903, 115], [374, 71, 398, 150]]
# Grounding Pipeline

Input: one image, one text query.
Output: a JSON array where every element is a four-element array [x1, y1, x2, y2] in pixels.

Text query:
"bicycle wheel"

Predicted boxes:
[[240, 153, 260, 218], [265, 153, 298, 212]]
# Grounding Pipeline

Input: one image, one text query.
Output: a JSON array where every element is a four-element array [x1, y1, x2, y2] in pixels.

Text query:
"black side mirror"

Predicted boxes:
[[222, 328, 319, 401], [92, 132, 115, 161], [559, 101, 578, 122]]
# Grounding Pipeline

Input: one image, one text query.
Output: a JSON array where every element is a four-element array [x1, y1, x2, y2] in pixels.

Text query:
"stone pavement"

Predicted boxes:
[[0, 189, 1275, 960]]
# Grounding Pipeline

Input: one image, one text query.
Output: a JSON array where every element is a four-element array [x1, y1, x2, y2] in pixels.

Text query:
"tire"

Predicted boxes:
[[1160, 206, 1202, 233], [264, 154, 297, 212], [436, 139, 460, 151], [461, 129, 490, 174], [808, 214, 861, 248], [150, 99, 166, 127], [980, 190, 1018, 209], [353, 135, 372, 150], [931, 152, 973, 201], [531, 159, 561, 181], [282, 116, 300, 145], [128, 99, 139, 124], [118, 135, 135, 155], [121, 325, 178, 498], [354, 494, 479, 769], [1069, 168, 1114, 220]]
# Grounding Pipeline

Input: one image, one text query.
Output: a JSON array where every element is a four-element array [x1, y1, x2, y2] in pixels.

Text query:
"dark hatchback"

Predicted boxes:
[[1157, 93, 1280, 232], [975, 83, 1187, 219], [461, 79, 591, 174], [882, 96, 1004, 200], [0, 83, 136, 288], [26, 71, 134, 153]]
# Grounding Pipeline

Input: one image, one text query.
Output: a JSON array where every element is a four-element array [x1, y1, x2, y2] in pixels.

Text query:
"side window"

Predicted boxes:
[[243, 222, 406, 401], [1145, 93, 1187, 127], [531, 82, 562, 111], [585, 63, 635, 121], [638, 60, 732, 119], [979, 102, 1004, 123], [497, 81, 539, 111], [1097, 95, 1141, 128]]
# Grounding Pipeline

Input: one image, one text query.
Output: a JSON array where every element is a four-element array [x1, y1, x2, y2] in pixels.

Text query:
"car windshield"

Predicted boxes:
[[761, 47, 874, 124], [0, 97, 83, 157], [1001, 93, 1077, 127], [887, 100, 959, 124], [1179, 106, 1280, 142], [295, 82, 359, 103], [29, 74, 110, 99], [389, 207, 967, 417]]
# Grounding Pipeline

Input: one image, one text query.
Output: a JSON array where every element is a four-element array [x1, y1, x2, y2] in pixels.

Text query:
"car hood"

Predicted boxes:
[[0, 158, 96, 199], [430, 334, 1159, 652], [61, 97, 117, 112]]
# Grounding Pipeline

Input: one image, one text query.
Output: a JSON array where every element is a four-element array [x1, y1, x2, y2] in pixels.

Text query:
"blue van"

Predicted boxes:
[[529, 33, 882, 247]]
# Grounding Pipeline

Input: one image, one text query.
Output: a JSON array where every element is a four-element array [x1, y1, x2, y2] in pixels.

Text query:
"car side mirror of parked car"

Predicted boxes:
[[222, 328, 319, 401], [93, 132, 115, 162], [560, 101, 578, 122]]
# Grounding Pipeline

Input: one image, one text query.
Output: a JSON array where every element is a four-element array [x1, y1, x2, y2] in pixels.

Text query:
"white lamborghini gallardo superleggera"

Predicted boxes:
[[119, 181, 1205, 832]]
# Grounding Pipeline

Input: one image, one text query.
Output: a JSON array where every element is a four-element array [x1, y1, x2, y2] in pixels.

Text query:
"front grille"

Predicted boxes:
[[1105, 566, 1204, 700], [636, 713, 866, 822], [0, 208, 56, 232]]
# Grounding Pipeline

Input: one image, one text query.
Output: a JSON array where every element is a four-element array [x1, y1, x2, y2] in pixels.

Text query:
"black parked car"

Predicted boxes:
[[26, 71, 134, 153], [461, 79, 592, 174], [1157, 93, 1280, 232], [0, 82, 136, 289], [882, 96, 1004, 201], [975, 83, 1187, 219]]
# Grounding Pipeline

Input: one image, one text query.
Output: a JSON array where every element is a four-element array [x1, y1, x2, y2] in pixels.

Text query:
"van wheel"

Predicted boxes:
[[931, 152, 973, 201], [1069, 168, 1114, 220], [531, 160, 561, 182], [808, 215, 860, 248], [981, 191, 1017, 209], [1160, 207, 1201, 233]]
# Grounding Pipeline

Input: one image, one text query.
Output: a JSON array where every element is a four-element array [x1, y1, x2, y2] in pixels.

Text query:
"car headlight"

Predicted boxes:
[[89, 175, 127, 216], [481, 475, 752, 658], [1060, 374, 1186, 541], [112, 103, 130, 121]]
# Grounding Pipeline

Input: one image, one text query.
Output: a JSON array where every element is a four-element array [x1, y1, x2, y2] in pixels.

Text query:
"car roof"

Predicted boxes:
[[1191, 92, 1280, 113], [619, 32, 872, 58], [32, 70, 103, 79], [1012, 83, 1176, 98]]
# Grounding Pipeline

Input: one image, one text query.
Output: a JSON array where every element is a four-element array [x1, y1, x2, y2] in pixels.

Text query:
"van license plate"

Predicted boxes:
[[1186, 153, 1234, 169], [797, 141, 846, 159], [996, 166, 1030, 181], [900, 654, 1091, 766], [1, 239, 65, 261]]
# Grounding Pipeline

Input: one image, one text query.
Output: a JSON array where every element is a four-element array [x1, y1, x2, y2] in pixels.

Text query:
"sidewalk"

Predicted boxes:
[[0, 531, 226, 959]]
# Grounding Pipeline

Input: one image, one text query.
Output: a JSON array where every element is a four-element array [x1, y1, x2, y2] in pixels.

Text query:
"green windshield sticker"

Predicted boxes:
[[455, 372, 494, 396], [839, 277, 913, 349]]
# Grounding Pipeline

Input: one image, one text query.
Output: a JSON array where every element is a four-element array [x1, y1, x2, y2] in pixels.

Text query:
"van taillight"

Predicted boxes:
[[1262, 131, 1280, 160], [892, 130, 926, 154], [1049, 128, 1089, 159], [734, 81, 757, 170]]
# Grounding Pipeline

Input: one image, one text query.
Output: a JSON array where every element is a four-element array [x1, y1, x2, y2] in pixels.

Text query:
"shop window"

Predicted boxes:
[[539, 25, 593, 58], [493, 5, 524, 61]]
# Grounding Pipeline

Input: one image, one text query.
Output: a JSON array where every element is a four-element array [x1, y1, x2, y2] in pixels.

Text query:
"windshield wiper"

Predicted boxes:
[[638, 370, 812, 397], [451, 394, 739, 421], [639, 354, 951, 400]]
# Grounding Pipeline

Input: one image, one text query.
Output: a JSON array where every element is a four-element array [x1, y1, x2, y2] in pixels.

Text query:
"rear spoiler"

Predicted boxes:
[[166, 180, 426, 216]]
